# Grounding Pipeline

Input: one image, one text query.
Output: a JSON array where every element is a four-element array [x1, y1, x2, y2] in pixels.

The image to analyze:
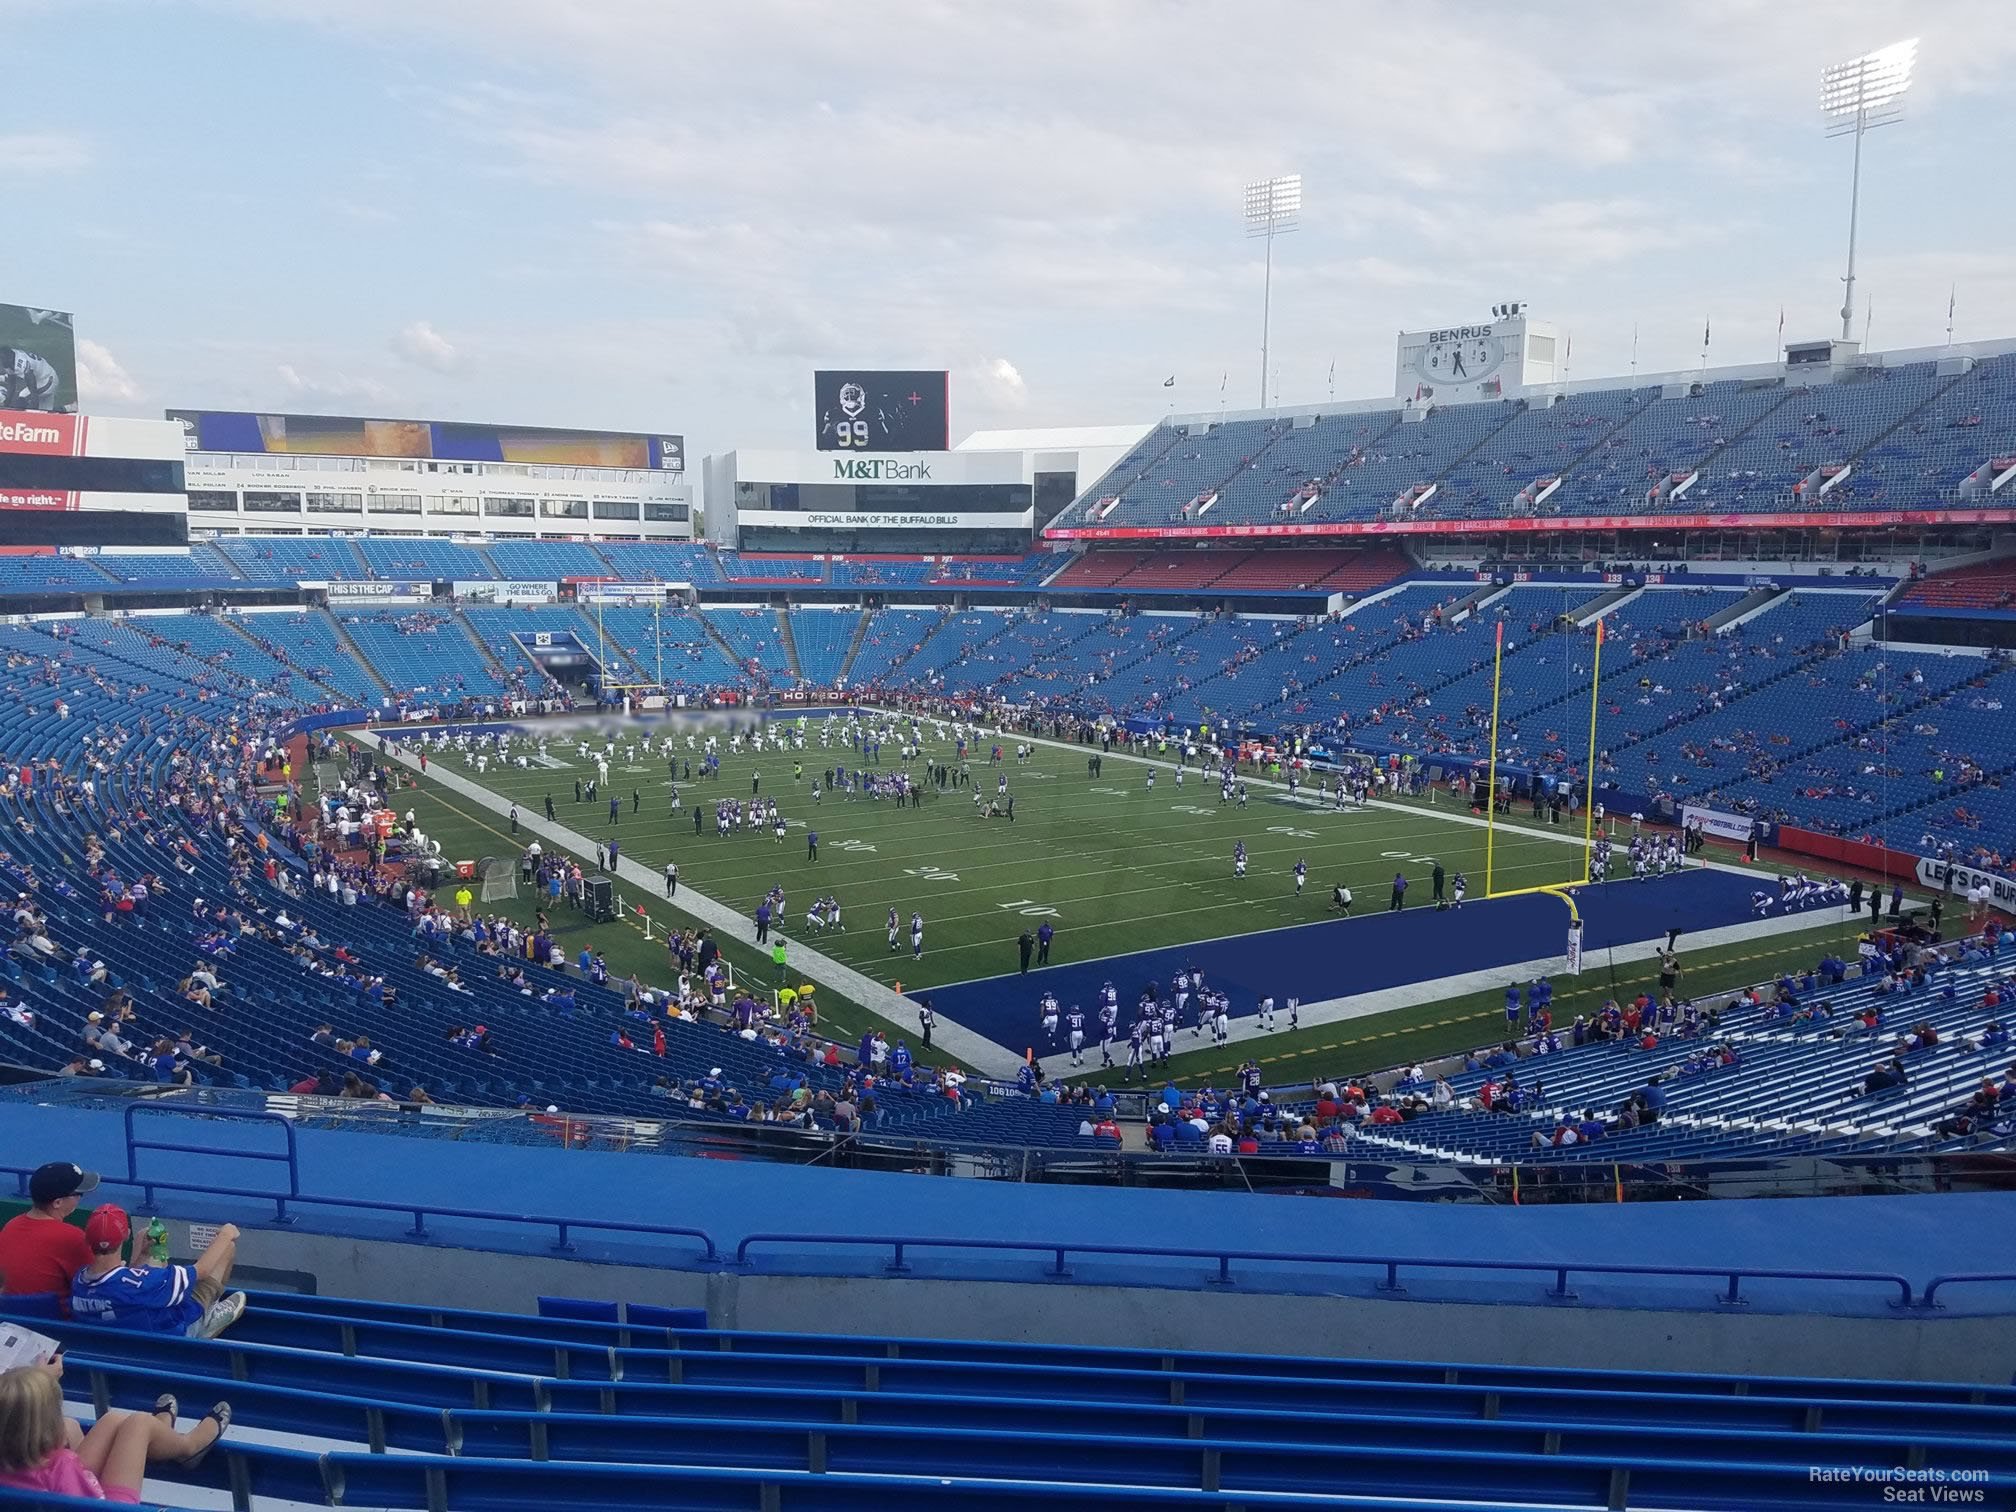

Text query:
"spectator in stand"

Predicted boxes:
[[1854, 1056, 1909, 1098], [0, 1360, 231, 1503], [70, 1206, 247, 1339], [0, 1165, 97, 1314]]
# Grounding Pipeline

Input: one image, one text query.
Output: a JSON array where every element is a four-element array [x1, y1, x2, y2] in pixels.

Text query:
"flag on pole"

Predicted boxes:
[[1327, 360, 1335, 384], [1703, 318, 1711, 349], [1162, 375, 1175, 387], [1949, 285, 1957, 321], [1220, 373, 1227, 395], [1564, 333, 1571, 363], [1776, 306, 1785, 343]]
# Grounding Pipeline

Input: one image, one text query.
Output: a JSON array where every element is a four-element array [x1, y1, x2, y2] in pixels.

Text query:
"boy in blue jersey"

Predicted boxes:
[[71, 1206, 247, 1338]]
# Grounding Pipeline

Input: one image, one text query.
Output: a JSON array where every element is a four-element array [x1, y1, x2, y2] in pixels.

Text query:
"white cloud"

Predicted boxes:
[[973, 358, 1029, 409], [276, 364, 396, 405], [74, 340, 139, 404], [39, 0, 2016, 444], [392, 320, 459, 373], [0, 132, 90, 177]]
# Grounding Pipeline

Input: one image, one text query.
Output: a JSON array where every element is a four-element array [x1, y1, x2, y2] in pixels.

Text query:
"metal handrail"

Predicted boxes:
[[124, 1103, 300, 1209], [729, 1231, 1919, 1308], [1918, 1271, 2016, 1310], [0, 1158, 1961, 1310], [1, 1163, 717, 1261]]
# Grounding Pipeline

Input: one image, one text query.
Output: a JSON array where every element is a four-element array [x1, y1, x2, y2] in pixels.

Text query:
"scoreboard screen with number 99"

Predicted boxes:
[[814, 370, 949, 451]]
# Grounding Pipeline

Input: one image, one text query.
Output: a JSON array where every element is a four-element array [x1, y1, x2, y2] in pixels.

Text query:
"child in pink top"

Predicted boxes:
[[0, 1443, 127, 1503], [0, 1359, 230, 1504]]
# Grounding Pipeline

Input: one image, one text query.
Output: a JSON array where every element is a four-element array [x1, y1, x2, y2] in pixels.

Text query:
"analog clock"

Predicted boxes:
[[1414, 334, 1505, 388]]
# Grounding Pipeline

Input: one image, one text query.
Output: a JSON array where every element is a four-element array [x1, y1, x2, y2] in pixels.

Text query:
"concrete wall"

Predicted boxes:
[[181, 1216, 2016, 1387]]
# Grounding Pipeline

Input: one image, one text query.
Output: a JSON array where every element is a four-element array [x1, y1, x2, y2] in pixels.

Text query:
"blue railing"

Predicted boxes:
[[1919, 1271, 2016, 1310], [125, 1104, 300, 1212], [0, 1157, 1936, 1306], [728, 1231, 1918, 1308], [0, 1102, 2003, 1313], [2, 1160, 717, 1263]]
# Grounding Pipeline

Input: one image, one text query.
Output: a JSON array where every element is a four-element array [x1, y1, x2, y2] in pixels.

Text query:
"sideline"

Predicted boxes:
[[349, 729, 1025, 1079]]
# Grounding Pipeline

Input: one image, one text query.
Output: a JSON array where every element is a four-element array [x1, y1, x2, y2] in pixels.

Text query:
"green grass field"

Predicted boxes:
[[347, 719, 1872, 1087], [367, 723, 1587, 985]]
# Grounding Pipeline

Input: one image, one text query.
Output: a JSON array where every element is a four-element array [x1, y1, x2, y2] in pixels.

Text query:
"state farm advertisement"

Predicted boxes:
[[0, 411, 83, 457], [0, 489, 76, 511]]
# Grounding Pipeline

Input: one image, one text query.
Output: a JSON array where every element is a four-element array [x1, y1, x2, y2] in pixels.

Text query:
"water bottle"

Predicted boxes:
[[146, 1217, 169, 1265]]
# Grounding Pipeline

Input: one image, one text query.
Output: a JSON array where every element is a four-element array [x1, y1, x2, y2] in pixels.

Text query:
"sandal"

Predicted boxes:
[[152, 1394, 178, 1422], [181, 1402, 231, 1472]]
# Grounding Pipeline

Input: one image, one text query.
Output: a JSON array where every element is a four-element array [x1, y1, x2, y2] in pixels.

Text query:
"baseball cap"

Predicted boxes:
[[29, 1162, 99, 1206], [83, 1204, 131, 1255]]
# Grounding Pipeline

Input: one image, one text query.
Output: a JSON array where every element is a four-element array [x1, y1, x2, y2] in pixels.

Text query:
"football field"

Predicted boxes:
[[369, 717, 1588, 994], [353, 714, 1874, 1086]]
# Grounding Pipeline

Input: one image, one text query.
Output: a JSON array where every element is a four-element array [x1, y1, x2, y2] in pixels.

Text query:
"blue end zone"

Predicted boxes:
[[921, 868, 1821, 1055]]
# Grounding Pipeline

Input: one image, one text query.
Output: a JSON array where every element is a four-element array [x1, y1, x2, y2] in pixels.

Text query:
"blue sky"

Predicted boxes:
[[8, 0, 2015, 460]]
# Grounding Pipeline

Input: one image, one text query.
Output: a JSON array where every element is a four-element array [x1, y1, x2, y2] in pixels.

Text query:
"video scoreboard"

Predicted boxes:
[[814, 370, 949, 452]]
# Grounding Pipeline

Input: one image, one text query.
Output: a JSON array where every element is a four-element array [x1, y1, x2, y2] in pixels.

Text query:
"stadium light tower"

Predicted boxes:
[[1244, 174, 1302, 409], [1822, 38, 1917, 345]]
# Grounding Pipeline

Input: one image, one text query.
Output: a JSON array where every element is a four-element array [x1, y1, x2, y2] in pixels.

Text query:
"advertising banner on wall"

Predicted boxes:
[[0, 489, 76, 511], [577, 582, 669, 602], [0, 306, 79, 414], [737, 509, 1032, 531], [322, 581, 427, 599], [0, 412, 84, 456], [169, 411, 684, 472], [1917, 856, 2016, 913], [453, 579, 556, 603], [1046, 508, 2016, 541], [1681, 804, 1775, 847]]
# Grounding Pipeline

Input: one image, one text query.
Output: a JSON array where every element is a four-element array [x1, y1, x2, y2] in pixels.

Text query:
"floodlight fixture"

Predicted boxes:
[[1822, 39, 1917, 343], [1245, 174, 1302, 410]]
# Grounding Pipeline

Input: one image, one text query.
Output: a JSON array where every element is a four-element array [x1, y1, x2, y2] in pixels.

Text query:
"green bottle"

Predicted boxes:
[[146, 1217, 169, 1265]]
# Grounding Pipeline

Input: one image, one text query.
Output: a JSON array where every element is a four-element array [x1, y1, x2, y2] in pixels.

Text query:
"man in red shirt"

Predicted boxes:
[[0, 1163, 99, 1312]]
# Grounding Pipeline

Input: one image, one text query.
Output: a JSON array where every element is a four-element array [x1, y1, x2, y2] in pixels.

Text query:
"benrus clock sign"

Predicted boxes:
[[1411, 326, 1506, 388]]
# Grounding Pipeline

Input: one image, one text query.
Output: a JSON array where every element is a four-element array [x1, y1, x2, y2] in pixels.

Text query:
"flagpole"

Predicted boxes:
[[1946, 284, 1956, 349], [1629, 324, 1638, 380]]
